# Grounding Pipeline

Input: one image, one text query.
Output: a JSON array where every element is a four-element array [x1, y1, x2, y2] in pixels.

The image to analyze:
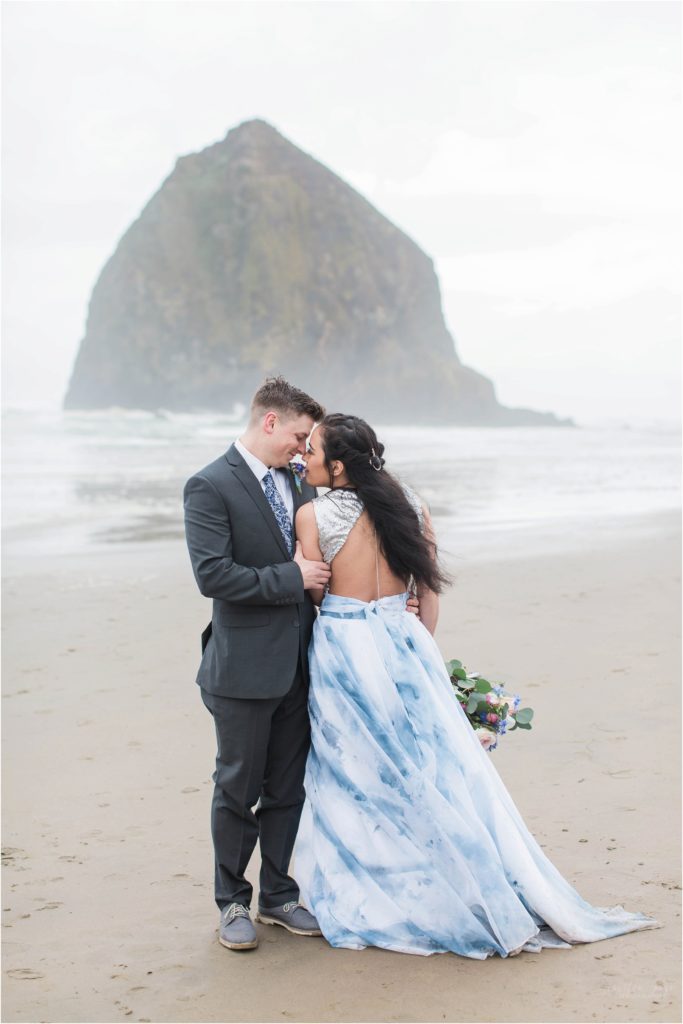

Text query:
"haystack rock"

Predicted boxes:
[[65, 119, 571, 426]]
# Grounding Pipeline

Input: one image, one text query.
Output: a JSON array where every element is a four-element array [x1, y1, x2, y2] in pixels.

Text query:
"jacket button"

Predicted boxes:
[[292, 619, 299, 627]]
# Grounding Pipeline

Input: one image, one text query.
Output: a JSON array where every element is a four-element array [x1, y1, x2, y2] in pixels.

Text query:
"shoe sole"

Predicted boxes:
[[218, 934, 259, 950], [255, 912, 322, 936]]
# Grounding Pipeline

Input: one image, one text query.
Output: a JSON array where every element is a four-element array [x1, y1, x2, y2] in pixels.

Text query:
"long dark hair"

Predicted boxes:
[[319, 413, 450, 594]]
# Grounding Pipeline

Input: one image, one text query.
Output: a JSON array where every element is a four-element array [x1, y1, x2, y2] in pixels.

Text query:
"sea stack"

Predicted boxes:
[[65, 119, 570, 425]]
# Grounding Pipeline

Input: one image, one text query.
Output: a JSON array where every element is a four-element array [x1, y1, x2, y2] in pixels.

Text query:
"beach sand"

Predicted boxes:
[[2, 511, 680, 1023]]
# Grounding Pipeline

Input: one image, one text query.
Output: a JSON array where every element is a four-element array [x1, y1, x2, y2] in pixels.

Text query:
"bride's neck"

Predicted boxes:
[[329, 471, 353, 489]]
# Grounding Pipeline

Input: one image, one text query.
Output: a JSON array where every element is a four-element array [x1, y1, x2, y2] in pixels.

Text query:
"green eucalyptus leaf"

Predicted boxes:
[[446, 652, 535, 741]]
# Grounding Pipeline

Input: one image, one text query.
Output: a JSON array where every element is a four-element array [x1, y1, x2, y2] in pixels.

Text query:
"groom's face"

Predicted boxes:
[[266, 411, 315, 468]]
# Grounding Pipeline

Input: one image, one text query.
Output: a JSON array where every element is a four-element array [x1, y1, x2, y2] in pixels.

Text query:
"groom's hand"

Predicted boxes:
[[406, 592, 420, 618], [294, 541, 331, 590]]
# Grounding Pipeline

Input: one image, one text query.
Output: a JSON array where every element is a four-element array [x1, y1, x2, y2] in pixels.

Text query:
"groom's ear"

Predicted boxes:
[[263, 411, 277, 434]]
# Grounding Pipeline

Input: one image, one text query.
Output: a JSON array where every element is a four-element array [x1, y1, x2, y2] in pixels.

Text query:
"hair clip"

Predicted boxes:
[[369, 447, 383, 471]]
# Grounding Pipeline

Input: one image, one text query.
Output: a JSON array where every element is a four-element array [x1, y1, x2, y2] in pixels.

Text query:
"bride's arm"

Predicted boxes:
[[417, 504, 439, 635], [295, 503, 326, 606], [416, 585, 439, 634]]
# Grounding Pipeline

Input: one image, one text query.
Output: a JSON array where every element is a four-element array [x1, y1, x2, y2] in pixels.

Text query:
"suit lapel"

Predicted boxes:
[[287, 471, 317, 541], [226, 446, 292, 560], [288, 470, 305, 542], [287, 468, 301, 506]]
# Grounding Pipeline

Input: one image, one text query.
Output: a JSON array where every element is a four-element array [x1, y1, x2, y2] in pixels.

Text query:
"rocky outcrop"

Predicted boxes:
[[64, 119, 571, 426]]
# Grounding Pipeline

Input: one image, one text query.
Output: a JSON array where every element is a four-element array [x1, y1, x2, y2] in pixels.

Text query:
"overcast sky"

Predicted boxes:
[[2, 0, 681, 424]]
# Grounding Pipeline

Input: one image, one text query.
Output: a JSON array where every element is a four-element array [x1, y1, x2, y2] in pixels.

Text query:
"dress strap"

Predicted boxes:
[[374, 528, 380, 600]]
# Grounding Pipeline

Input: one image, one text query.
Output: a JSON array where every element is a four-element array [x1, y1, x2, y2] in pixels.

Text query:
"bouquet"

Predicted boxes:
[[446, 659, 534, 752]]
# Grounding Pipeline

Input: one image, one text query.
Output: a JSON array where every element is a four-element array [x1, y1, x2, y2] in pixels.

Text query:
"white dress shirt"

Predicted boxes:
[[234, 438, 294, 521]]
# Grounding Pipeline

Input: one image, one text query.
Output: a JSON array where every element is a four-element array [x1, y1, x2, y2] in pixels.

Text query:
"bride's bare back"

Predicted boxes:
[[328, 508, 407, 601], [295, 486, 439, 632]]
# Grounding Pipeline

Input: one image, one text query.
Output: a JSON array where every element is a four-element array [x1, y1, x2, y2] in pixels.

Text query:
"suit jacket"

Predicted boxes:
[[183, 444, 317, 699]]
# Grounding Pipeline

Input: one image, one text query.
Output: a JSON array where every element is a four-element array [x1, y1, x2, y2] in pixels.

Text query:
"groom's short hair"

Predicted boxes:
[[250, 376, 324, 423]]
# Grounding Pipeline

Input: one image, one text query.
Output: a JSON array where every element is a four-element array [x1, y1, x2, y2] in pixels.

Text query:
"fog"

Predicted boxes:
[[2, 0, 680, 424]]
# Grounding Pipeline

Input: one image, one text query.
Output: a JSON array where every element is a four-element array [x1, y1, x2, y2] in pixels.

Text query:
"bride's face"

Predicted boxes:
[[303, 426, 330, 486]]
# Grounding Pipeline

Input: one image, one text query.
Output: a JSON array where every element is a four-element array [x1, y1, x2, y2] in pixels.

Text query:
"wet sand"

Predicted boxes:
[[2, 511, 680, 1023]]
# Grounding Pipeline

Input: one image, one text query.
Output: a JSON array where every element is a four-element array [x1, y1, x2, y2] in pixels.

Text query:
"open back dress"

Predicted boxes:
[[293, 487, 659, 958]]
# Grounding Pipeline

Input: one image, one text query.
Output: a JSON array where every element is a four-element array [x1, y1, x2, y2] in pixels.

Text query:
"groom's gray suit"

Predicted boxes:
[[184, 443, 317, 911]]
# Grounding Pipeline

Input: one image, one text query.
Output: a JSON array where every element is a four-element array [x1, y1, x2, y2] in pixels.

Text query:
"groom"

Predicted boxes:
[[183, 377, 329, 950]]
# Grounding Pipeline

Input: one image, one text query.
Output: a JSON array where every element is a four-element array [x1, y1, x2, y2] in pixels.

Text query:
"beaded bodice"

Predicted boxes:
[[312, 485, 424, 564]]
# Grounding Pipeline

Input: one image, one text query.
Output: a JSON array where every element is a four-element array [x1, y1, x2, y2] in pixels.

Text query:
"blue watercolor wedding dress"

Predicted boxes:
[[294, 488, 659, 958]]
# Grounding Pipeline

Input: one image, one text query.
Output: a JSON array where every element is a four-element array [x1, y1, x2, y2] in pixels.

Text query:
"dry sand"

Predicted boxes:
[[2, 511, 681, 1023]]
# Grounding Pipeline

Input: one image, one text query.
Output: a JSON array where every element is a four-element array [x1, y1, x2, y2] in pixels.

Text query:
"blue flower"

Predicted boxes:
[[289, 456, 307, 494]]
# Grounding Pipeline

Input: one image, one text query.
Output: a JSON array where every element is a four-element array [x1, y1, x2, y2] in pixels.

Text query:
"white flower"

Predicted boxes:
[[476, 729, 497, 750]]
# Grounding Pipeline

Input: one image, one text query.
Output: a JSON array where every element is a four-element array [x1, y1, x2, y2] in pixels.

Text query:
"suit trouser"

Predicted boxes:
[[200, 660, 310, 911]]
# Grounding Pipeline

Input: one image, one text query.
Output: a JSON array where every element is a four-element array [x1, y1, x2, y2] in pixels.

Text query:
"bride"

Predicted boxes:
[[292, 412, 659, 959]]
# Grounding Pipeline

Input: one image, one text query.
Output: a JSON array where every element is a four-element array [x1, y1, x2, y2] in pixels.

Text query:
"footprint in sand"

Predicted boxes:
[[2, 848, 28, 864], [6, 968, 45, 980], [35, 902, 62, 911]]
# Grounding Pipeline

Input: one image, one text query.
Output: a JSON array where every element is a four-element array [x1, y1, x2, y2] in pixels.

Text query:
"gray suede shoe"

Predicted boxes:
[[219, 903, 258, 950], [255, 900, 322, 936]]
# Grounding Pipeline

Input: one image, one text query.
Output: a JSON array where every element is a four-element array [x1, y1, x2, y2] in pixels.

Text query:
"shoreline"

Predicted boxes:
[[2, 511, 681, 1022], [2, 506, 679, 573]]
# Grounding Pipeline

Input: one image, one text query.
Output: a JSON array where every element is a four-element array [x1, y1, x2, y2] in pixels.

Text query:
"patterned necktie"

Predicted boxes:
[[262, 470, 293, 555]]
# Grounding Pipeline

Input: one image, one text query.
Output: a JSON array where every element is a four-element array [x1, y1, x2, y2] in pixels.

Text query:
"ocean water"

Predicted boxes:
[[2, 409, 680, 565]]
